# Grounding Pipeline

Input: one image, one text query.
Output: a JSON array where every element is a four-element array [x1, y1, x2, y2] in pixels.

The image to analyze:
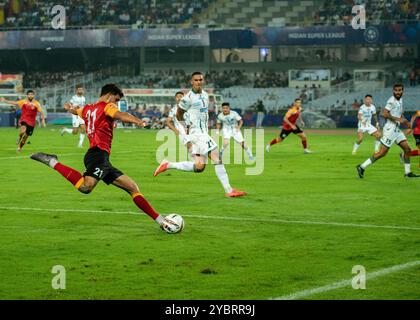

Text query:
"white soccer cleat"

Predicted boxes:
[[352, 150, 357, 155], [304, 149, 312, 154], [265, 144, 270, 153]]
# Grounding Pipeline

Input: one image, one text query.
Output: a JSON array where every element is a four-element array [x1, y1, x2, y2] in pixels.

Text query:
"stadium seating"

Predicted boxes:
[[0, 0, 214, 29]]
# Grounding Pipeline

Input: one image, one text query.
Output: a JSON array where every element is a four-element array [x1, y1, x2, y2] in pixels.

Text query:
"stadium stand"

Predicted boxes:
[[0, 0, 215, 29]]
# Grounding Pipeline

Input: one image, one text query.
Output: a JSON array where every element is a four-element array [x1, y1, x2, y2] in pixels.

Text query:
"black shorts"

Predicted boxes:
[[414, 134, 420, 146], [20, 122, 34, 136], [280, 126, 303, 139], [83, 147, 124, 185]]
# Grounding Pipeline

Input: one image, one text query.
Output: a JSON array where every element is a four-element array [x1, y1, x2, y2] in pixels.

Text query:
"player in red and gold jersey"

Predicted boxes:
[[266, 98, 312, 154], [30, 84, 175, 232], [403, 110, 420, 169], [0, 90, 46, 152]]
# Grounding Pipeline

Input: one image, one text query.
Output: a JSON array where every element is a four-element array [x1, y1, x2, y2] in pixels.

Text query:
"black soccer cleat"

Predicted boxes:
[[30, 152, 58, 166], [404, 172, 420, 178], [356, 165, 365, 179]]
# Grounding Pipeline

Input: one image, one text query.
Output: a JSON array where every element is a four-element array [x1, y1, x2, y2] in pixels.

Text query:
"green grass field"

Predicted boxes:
[[0, 126, 419, 300]]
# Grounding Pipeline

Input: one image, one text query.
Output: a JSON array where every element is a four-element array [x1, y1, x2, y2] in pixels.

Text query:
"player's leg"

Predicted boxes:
[[296, 128, 311, 153], [111, 174, 167, 228], [29, 152, 97, 192], [17, 124, 33, 151], [16, 124, 26, 145], [209, 148, 246, 197], [266, 130, 288, 152], [78, 124, 86, 148], [352, 131, 364, 154], [398, 140, 419, 177], [372, 130, 382, 152], [219, 138, 230, 160], [234, 130, 254, 160], [356, 143, 389, 178]]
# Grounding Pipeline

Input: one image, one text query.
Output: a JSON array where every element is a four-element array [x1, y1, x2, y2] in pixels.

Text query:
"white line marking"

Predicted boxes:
[[272, 260, 420, 300], [0, 206, 419, 232], [0, 150, 135, 160]]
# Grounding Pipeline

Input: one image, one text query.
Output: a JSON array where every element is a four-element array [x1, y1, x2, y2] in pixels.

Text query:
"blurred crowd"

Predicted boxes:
[[23, 71, 84, 88], [313, 0, 420, 26], [0, 0, 213, 29]]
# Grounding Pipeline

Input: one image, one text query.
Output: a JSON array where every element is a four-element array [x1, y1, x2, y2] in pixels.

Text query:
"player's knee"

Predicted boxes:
[[194, 163, 205, 172], [78, 185, 93, 194]]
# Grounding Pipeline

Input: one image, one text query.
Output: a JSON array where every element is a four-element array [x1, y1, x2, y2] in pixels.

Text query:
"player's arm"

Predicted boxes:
[[373, 113, 380, 128], [0, 97, 20, 107], [283, 111, 296, 130], [237, 119, 243, 131], [37, 105, 46, 127], [64, 102, 80, 115], [113, 110, 144, 127], [407, 113, 418, 135], [166, 116, 179, 135], [382, 109, 409, 127]]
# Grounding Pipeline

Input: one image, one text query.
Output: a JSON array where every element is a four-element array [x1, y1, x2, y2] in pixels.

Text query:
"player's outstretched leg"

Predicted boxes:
[[111, 175, 172, 231], [241, 142, 254, 160], [60, 127, 74, 136], [398, 141, 420, 178], [266, 137, 281, 152], [219, 140, 229, 161], [30, 152, 86, 189], [356, 145, 388, 178], [209, 149, 246, 197], [153, 160, 196, 176]]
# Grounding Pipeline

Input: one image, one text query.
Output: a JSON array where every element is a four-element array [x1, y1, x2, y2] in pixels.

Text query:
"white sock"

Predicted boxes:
[[49, 158, 58, 168], [168, 161, 194, 172], [353, 142, 360, 151], [79, 133, 85, 145], [361, 158, 372, 169], [245, 147, 253, 158], [155, 215, 164, 225], [404, 159, 411, 174], [63, 128, 73, 134], [215, 164, 233, 193], [374, 140, 380, 151]]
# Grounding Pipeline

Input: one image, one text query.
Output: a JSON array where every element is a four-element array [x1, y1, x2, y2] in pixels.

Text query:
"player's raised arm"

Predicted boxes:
[[111, 109, 144, 127], [166, 116, 179, 135], [0, 97, 20, 106], [64, 102, 80, 115]]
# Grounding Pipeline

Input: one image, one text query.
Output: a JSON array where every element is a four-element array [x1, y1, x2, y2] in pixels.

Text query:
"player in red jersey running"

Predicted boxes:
[[0, 90, 46, 152], [30, 84, 175, 232], [266, 98, 312, 154]]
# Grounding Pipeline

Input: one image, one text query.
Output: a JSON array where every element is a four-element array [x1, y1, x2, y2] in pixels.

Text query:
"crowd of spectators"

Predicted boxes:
[[0, 0, 213, 29], [313, 0, 420, 26], [23, 71, 84, 88]]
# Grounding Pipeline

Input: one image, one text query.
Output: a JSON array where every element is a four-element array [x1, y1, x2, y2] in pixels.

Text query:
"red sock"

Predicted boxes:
[[410, 150, 419, 156], [132, 193, 159, 220], [270, 138, 278, 146], [302, 140, 308, 149], [54, 162, 83, 187]]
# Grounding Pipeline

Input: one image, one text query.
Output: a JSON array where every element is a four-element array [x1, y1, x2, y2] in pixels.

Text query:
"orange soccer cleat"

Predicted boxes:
[[153, 160, 169, 177], [225, 189, 247, 198]]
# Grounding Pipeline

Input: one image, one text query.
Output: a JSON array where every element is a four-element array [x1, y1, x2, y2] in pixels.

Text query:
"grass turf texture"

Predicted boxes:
[[0, 126, 419, 300]]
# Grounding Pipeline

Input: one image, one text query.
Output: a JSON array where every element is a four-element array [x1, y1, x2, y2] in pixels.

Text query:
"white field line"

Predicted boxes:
[[272, 260, 420, 300], [0, 150, 135, 160], [0, 206, 419, 232]]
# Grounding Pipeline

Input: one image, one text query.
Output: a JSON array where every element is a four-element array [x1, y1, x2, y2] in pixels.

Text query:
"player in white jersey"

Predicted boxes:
[[352, 95, 381, 155], [216, 102, 254, 161], [60, 85, 86, 148], [153, 72, 246, 197], [166, 91, 192, 150], [357, 84, 419, 178]]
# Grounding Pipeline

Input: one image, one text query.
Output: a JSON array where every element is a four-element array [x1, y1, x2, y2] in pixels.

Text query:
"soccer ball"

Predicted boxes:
[[163, 214, 185, 234]]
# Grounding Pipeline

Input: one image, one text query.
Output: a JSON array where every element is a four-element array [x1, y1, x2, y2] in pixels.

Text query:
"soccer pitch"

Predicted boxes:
[[0, 127, 419, 300]]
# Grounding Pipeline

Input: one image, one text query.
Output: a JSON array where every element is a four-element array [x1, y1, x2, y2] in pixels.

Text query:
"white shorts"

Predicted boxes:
[[380, 124, 406, 148], [222, 129, 244, 143], [72, 114, 85, 128], [189, 133, 217, 156], [358, 123, 377, 135], [179, 133, 191, 146]]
